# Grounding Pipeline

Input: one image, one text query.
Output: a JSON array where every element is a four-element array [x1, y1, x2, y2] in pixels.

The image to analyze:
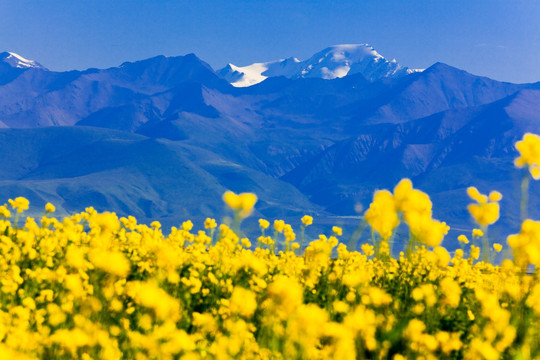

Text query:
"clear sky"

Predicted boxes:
[[1, 0, 539, 83]]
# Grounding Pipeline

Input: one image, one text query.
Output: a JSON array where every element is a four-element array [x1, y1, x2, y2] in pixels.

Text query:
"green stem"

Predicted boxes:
[[371, 230, 379, 259], [232, 211, 242, 236], [271, 229, 278, 254], [298, 226, 305, 256], [481, 225, 489, 263], [210, 228, 215, 245], [347, 220, 367, 252], [406, 230, 414, 259], [521, 172, 530, 223], [257, 228, 265, 249]]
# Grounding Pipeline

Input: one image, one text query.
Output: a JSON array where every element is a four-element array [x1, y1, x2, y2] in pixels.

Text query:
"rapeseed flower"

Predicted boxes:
[[91, 211, 121, 234], [301, 215, 313, 226], [8, 197, 29, 213], [507, 219, 540, 267], [223, 191, 257, 217], [467, 187, 501, 226], [407, 212, 449, 247], [394, 178, 432, 219], [258, 218, 269, 229], [472, 228, 484, 237], [0, 205, 10, 218], [45, 202, 55, 212], [229, 287, 257, 318], [204, 217, 217, 229], [364, 190, 399, 240], [515, 133, 540, 179]]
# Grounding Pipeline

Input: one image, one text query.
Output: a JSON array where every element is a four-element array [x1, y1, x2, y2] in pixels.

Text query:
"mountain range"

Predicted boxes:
[[1, 45, 539, 249], [218, 44, 422, 87]]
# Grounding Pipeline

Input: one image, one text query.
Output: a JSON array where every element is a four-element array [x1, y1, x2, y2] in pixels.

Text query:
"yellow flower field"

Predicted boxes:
[[1, 133, 540, 359]]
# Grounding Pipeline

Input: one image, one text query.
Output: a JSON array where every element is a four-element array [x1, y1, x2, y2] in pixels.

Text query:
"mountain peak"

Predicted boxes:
[[313, 44, 383, 61], [0, 52, 45, 69], [114, 53, 229, 91], [219, 44, 423, 87]]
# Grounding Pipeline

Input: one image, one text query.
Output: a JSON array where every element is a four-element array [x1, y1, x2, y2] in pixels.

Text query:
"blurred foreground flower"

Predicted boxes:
[[223, 191, 258, 217], [515, 133, 540, 179]]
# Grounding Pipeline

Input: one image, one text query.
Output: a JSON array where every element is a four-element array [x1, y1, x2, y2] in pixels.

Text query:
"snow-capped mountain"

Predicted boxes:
[[0, 52, 44, 69], [218, 44, 422, 87]]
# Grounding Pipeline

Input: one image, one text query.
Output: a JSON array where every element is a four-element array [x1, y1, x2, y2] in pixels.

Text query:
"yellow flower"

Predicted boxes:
[[0, 205, 11, 218], [45, 202, 56, 213], [333, 300, 350, 313], [241, 238, 251, 248], [467, 187, 501, 226], [507, 219, 540, 266], [467, 186, 488, 204], [434, 246, 451, 267], [367, 287, 392, 307], [223, 190, 241, 209], [258, 218, 270, 229], [470, 245, 480, 260], [493, 243, 503, 252], [332, 226, 342, 236], [126, 281, 180, 321], [258, 236, 274, 245], [407, 212, 449, 247], [266, 275, 303, 318], [65, 245, 88, 270], [468, 202, 499, 226], [361, 243, 375, 256], [205, 218, 217, 229], [229, 287, 257, 318], [223, 191, 258, 217], [440, 277, 461, 308], [8, 197, 29, 213], [92, 212, 121, 234], [182, 220, 193, 231], [274, 219, 285, 232], [488, 191, 502, 202], [472, 228, 484, 237], [89, 249, 131, 277], [301, 215, 313, 226], [284, 224, 296, 242], [394, 179, 432, 218], [458, 235, 469, 244], [364, 190, 399, 240], [515, 133, 540, 179]]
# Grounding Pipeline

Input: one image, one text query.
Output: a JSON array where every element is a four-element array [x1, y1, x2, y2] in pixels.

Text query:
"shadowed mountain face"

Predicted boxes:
[[0, 49, 539, 247], [0, 127, 323, 229]]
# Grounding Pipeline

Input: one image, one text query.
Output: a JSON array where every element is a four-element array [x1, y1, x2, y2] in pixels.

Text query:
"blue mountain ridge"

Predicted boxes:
[[0, 50, 539, 249]]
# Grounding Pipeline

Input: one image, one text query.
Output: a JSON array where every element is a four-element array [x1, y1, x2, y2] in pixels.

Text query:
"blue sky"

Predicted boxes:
[[1, 0, 539, 83]]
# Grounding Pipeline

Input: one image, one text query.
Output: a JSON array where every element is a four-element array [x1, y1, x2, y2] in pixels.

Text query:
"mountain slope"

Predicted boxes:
[[281, 89, 540, 241], [0, 53, 230, 129], [0, 126, 324, 228]]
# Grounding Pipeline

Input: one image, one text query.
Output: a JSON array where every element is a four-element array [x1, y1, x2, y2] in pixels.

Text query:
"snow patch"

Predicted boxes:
[[219, 44, 423, 87], [1, 52, 44, 69], [229, 62, 271, 87]]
